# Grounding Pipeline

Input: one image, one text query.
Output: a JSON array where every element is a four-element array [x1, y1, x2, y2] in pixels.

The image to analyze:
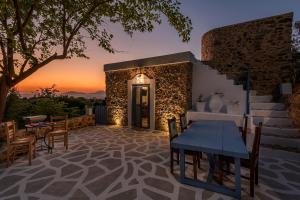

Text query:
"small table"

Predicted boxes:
[[171, 120, 249, 199], [25, 122, 52, 151]]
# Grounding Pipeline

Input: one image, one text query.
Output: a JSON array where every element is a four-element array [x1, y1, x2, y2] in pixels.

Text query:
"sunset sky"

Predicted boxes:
[[17, 0, 300, 93]]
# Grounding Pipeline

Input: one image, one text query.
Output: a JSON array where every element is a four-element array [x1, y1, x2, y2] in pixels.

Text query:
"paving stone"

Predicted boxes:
[[91, 151, 107, 158], [125, 151, 146, 157], [83, 166, 105, 183], [282, 162, 300, 173], [155, 165, 168, 178], [49, 159, 65, 168], [144, 177, 174, 193], [69, 189, 90, 200], [144, 155, 163, 163], [124, 163, 133, 179], [68, 155, 86, 162], [260, 167, 278, 178], [260, 177, 291, 190], [266, 189, 300, 199], [86, 167, 123, 196], [61, 164, 82, 177], [262, 158, 279, 163], [141, 163, 152, 172], [0, 185, 19, 197], [202, 190, 214, 200], [107, 189, 137, 200], [109, 183, 122, 193], [143, 188, 171, 200], [99, 158, 121, 170], [25, 177, 53, 193], [82, 159, 96, 166], [178, 187, 195, 200], [254, 191, 274, 200], [63, 150, 89, 159], [113, 151, 121, 158], [282, 172, 300, 184], [66, 171, 83, 179], [0, 175, 24, 191], [42, 181, 76, 197], [269, 164, 282, 170], [129, 178, 139, 185]]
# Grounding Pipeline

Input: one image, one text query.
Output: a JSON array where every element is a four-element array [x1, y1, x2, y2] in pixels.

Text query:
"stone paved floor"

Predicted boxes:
[[0, 126, 299, 200]]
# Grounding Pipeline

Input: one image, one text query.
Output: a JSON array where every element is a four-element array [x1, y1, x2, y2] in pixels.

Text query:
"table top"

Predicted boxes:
[[171, 120, 249, 159], [25, 122, 52, 128]]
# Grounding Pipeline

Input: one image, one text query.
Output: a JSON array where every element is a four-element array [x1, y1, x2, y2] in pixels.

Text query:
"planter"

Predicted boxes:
[[227, 103, 239, 114], [196, 102, 206, 112], [209, 94, 223, 113]]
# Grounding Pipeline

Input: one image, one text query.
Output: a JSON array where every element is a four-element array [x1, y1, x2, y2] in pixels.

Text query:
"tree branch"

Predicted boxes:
[[13, 0, 28, 51], [12, 53, 66, 86]]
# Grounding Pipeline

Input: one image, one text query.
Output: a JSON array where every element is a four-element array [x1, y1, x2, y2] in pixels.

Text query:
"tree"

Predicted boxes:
[[0, 0, 192, 122]]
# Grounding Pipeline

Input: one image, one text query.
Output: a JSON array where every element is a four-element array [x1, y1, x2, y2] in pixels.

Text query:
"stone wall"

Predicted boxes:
[[201, 13, 293, 95], [289, 85, 300, 127], [105, 62, 193, 131]]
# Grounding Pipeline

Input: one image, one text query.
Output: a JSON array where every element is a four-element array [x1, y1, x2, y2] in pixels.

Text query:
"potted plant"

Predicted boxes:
[[227, 100, 240, 114], [196, 94, 206, 112], [209, 92, 224, 113]]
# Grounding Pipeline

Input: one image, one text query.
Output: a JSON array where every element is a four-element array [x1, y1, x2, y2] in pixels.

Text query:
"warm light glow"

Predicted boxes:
[[136, 74, 145, 84]]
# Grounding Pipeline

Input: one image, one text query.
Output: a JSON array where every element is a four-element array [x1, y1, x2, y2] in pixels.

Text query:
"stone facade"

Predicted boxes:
[[105, 62, 193, 131], [289, 85, 300, 127], [201, 13, 293, 95]]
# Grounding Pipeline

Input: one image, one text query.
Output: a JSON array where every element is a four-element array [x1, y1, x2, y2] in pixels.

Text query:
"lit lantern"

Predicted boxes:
[[136, 74, 144, 84]]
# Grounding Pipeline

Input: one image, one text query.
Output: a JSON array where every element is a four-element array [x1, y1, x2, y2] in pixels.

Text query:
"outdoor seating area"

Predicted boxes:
[[0, 125, 299, 199]]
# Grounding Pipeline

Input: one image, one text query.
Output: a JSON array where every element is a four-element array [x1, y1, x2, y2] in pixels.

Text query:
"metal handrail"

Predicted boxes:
[[245, 66, 251, 114]]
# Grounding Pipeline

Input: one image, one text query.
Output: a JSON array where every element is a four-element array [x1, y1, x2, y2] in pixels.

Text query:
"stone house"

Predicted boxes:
[[104, 12, 297, 131]]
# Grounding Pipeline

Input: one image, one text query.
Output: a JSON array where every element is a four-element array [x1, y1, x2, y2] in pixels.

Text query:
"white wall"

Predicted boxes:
[[192, 61, 247, 114]]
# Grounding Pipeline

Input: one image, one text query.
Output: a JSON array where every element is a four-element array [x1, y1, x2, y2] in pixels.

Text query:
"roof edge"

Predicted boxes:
[[104, 51, 196, 72]]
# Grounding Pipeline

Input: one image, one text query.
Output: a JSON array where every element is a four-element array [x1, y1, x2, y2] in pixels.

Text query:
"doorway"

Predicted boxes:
[[132, 84, 150, 128]]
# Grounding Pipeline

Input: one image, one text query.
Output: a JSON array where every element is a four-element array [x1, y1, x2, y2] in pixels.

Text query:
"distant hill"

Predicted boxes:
[[62, 91, 106, 99], [19, 90, 106, 99]]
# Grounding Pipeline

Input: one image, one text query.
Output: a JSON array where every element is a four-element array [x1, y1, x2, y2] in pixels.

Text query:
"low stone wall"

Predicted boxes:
[[289, 85, 300, 127], [201, 13, 293, 95]]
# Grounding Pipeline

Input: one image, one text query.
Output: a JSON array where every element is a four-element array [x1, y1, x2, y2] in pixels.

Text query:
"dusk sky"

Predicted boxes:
[[17, 0, 300, 93]]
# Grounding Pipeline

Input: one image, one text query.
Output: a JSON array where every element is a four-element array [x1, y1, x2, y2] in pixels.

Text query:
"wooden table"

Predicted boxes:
[[171, 120, 249, 199]]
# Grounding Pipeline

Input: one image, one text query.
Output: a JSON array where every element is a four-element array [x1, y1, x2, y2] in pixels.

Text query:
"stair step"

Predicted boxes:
[[253, 117, 294, 128], [250, 90, 257, 96], [262, 126, 300, 138], [251, 110, 289, 118], [261, 135, 300, 150], [250, 95, 273, 103], [250, 103, 286, 111]]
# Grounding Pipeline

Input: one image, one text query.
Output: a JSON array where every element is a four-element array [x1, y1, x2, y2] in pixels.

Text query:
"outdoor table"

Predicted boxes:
[[171, 120, 249, 199], [25, 122, 52, 151]]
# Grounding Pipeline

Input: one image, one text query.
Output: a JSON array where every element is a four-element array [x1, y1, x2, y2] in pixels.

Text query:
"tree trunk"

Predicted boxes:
[[0, 77, 9, 123]]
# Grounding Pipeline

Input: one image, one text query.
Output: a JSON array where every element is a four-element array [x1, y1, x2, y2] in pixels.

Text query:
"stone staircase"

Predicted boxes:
[[250, 92, 300, 153]]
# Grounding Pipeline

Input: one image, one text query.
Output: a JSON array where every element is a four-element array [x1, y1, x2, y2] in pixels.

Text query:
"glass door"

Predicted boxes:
[[132, 84, 150, 128]]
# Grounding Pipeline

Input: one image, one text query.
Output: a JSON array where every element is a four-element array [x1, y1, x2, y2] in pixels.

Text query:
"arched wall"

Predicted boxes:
[[201, 13, 294, 95]]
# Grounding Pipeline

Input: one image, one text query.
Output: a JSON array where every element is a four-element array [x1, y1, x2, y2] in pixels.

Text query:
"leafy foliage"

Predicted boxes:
[[0, 0, 192, 87]]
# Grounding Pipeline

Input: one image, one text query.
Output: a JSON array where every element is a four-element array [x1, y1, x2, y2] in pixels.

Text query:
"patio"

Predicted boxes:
[[0, 126, 299, 200]]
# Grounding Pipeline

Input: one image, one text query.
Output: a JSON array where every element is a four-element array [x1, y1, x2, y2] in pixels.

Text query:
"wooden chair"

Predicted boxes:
[[179, 113, 202, 164], [4, 121, 36, 167], [219, 122, 262, 197], [48, 116, 68, 153], [168, 117, 199, 179], [179, 113, 188, 133], [239, 114, 248, 144]]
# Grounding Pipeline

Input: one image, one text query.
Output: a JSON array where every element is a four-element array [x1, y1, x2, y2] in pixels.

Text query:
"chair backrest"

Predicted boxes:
[[241, 114, 248, 144], [50, 116, 68, 131], [167, 117, 178, 142], [179, 113, 187, 132], [4, 121, 16, 145], [251, 122, 262, 167]]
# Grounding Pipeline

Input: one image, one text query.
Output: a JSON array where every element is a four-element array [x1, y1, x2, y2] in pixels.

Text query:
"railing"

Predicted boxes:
[[245, 66, 251, 115]]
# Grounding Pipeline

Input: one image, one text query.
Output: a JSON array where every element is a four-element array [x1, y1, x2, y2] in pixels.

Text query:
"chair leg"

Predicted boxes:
[[218, 160, 224, 184], [65, 133, 68, 150], [250, 167, 255, 197], [255, 164, 259, 185], [197, 153, 200, 168], [193, 152, 197, 180], [170, 149, 174, 174], [28, 143, 32, 166], [48, 135, 51, 153]]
